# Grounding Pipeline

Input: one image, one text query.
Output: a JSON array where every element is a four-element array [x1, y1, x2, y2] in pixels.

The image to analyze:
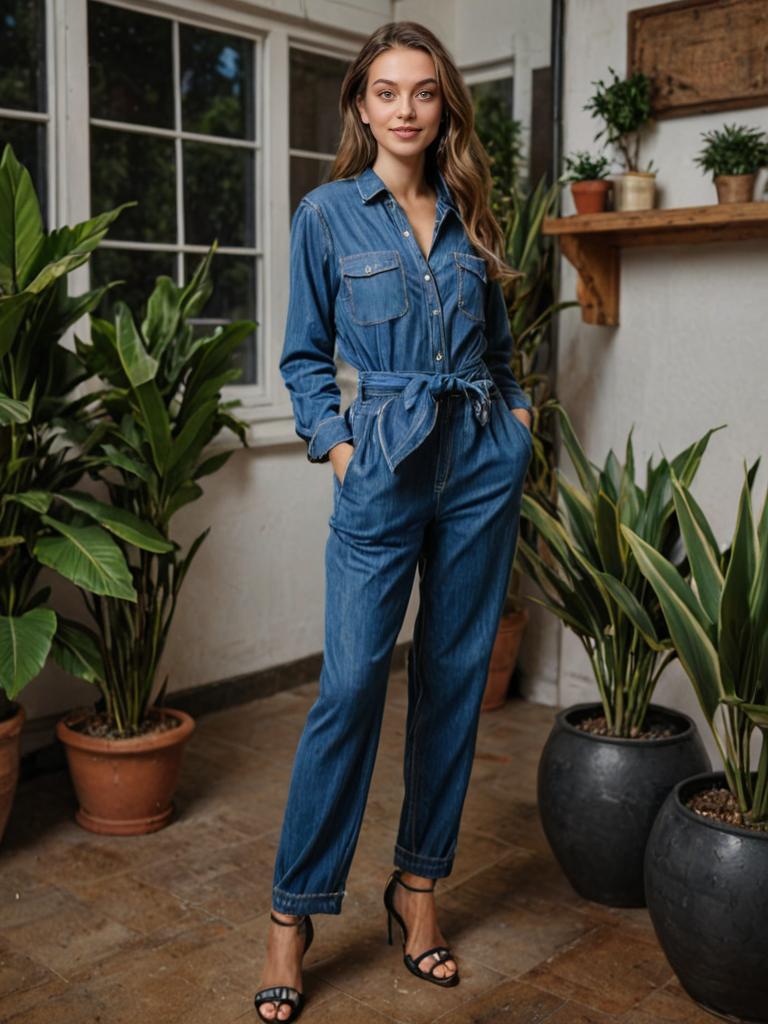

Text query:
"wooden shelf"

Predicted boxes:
[[542, 201, 768, 325]]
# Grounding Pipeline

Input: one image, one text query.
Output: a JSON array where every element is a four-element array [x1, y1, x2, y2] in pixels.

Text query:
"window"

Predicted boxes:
[[87, 1, 261, 384], [0, 0, 50, 224], [289, 45, 348, 214]]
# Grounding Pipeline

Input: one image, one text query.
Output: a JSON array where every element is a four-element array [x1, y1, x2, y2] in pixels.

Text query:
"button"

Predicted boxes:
[[365, 265, 371, 273], [435, 352, 443, 360], [424, 273, 431, 281], [432, 309, 439, 315], [403, 230, 410, 237]]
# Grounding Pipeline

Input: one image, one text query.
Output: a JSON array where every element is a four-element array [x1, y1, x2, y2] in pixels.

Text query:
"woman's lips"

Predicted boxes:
[[391, 128, 421, 137]]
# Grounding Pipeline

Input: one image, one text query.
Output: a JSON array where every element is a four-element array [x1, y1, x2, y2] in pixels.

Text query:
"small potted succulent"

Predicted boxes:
[[623, 464, 768, 1023], [584, 66, 657, 211], [693, 122, 768, 204], [561, 150, 612, 214], [517, 404, 714, 905]]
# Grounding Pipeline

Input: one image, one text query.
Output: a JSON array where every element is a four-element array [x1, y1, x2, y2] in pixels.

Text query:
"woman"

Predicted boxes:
[[255, 20, 533, 1023]]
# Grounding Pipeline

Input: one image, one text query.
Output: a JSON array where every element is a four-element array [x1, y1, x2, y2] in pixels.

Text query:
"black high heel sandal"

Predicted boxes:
[[254, 911, 315, 1023], [383, 868, 460, 986]]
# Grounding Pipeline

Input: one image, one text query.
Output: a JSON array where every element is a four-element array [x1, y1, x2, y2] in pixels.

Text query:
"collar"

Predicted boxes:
[[355, 164, 458, 212]]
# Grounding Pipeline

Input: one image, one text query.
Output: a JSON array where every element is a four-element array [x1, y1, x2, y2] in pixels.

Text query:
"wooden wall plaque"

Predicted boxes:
[[628, 0, 768, 119]]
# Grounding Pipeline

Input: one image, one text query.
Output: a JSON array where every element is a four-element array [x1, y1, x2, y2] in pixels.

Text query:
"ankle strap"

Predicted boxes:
[[392, 870, 435, 893], [270, 911, 306, 926]]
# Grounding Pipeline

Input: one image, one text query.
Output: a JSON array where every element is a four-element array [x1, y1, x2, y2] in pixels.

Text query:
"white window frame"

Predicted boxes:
[[46, 0, 360, 450], [0, 0, 57, 225]]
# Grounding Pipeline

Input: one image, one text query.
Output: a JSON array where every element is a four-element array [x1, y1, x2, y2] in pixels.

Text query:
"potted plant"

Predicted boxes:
[[516, 403, 712, 905], [584, 66, 657, 211], [622, 465, 768, 1023], [482, 175, 578, 710], [561, 150, 612, 214], [693, 121, 768, 204], [0, 144, 151, 841], [52, 248, 253, 835]]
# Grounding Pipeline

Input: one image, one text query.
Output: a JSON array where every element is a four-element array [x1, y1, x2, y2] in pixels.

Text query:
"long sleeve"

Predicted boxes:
[[279, 198, 353, 463], [482, 277, 532, 413]]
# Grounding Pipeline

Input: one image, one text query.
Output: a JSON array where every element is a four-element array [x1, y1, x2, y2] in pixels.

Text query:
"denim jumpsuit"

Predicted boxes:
[[272, 164, 533, 915]]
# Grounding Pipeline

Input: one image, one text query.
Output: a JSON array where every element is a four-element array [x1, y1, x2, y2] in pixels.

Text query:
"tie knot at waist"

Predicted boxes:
[[357, 361, 497, 472]]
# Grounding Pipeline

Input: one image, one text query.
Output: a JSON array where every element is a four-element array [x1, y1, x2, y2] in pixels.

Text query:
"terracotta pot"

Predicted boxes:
[[571, 179, 612, 215], [56, 706, 195, 835], [0, 703, 25, 844], [483, 607, 529, 711], [714, 172, 756, 203], [613, 171, 656, 211]]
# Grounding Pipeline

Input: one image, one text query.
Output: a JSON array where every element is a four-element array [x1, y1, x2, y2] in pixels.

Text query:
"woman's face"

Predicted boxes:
[[356, 46, 444, 160]]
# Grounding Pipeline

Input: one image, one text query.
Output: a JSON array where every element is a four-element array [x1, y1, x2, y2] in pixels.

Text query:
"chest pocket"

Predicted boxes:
[[453, 250, 487, 324], [340, 250, 409, 325]]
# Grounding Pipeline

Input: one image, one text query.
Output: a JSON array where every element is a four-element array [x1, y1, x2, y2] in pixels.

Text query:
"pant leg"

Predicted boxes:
[[394, 394, 532, 879], [271, 399, 431, 916]]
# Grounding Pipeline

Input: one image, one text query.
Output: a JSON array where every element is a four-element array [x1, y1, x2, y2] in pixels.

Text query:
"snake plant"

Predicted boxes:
[[516, 401, 720, 737], [623, 463, 768, 826]]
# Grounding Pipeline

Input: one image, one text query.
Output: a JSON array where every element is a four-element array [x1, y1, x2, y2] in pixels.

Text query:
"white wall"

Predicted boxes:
[[556, 0, 768, 767]]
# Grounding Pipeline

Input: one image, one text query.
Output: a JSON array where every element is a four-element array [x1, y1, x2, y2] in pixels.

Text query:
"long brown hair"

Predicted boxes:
[[329, 21, 523, 286]]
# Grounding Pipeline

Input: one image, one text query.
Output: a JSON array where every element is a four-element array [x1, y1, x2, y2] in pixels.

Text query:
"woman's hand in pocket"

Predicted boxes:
[[329, 441, 355, 485], [510, 407, 532, 432]]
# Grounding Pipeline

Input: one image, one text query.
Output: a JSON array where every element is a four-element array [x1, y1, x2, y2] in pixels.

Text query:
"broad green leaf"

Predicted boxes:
[[594, 570, 666, 651], [0, 292, 33, 358], [35, 516, 137, 600], [3, 490, 52, 513], [0, 393, 31, 424], [0, 608, 57, 699], [0, 143, 44, 293], [57, 490, 173, 553], [135, 378, 171, 472], [595, 489, 624, 577], [670, 474, 723, 624], [623, 526, 723, 722], [718, 470, 756, 696], [50, 618, 104, 685], [555, 402, 598, 502], [115, 302, 158, 387]]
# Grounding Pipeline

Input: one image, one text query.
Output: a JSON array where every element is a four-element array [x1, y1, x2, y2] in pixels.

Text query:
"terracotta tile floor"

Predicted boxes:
[[0, 670, 715, 1023]]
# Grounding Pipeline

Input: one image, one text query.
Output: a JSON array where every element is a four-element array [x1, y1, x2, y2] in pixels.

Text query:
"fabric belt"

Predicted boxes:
[[356, 359, 498, 473]]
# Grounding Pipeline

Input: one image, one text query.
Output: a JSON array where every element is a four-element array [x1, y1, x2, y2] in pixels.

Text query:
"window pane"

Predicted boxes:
[[0, 118, 47, 222], [90, 248, 177, 321], [186, 252, 257, 384], [88, 1, 173, 128], [289, 49, 347, 153], [91, 127, 176, 243], [180, 25, 254, 140], [290, 155, 334, 213], [183, 141, 254, 247], [0, 0, 45, 113]]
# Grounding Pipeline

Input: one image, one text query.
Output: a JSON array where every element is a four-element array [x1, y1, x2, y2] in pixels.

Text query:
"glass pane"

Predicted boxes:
[[88, 1, 173, 128], [290, 155, 334, 213], [180, 24, 254, 140], [0, 0, 45, 112], [91, 127, 176, 243], [289, 48, 347, 153], [90, 248, 177, 322], [183, 141, 254, 247], [0, 118, 47, 224], [186, 252, 257, 385]]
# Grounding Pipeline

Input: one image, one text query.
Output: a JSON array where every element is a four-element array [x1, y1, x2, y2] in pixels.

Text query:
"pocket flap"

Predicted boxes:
[[453, 250, 487, 281], [341, 251, 401, 277]]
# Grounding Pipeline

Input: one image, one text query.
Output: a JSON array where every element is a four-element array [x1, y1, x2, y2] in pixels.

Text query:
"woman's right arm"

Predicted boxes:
[[279, 198, 353, 464]]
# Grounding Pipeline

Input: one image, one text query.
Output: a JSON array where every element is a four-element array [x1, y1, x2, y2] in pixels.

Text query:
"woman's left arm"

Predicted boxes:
[[482, 278, 532, 428]]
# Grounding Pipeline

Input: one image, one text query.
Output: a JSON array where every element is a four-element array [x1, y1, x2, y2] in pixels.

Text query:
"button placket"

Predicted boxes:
[[385, 196, 447, 369]]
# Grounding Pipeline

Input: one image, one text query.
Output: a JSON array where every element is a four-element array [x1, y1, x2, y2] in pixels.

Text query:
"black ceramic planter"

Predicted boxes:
[[645, 771, 768, 1023], [537, 702, 710, 907]]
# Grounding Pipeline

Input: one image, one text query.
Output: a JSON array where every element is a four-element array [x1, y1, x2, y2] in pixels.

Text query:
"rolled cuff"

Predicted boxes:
[[306, 413, 353, 463], [498, 386, 533, 414]]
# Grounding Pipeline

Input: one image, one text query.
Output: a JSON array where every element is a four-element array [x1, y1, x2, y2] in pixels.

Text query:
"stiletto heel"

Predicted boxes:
[[254, 911, 314, 1022], [383, 868, 459, 986]]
